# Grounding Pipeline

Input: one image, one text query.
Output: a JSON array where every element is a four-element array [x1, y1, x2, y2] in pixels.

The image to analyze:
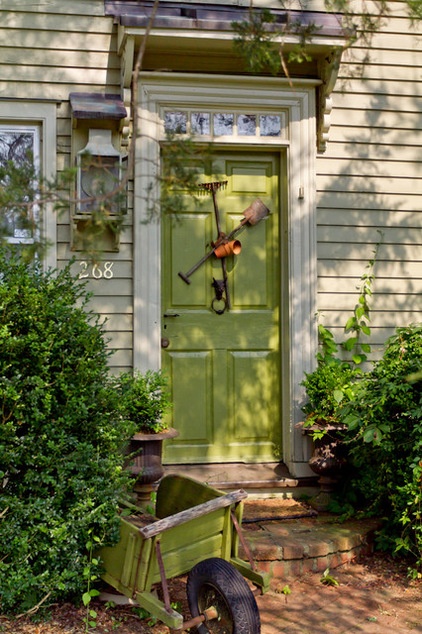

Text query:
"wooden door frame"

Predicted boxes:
[[134, 72, 318, 477]]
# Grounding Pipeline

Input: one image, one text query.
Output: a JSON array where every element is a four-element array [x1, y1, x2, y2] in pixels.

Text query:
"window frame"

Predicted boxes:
[[0, 101, 57, 269], [0, 124, 41, 245]]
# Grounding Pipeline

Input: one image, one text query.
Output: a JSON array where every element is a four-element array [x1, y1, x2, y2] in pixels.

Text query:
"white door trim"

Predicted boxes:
[[134, 72, 318, 477]]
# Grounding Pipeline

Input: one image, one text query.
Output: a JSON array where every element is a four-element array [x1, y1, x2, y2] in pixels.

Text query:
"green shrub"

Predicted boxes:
[[342, 324, 422, 572], [0, 251, 135, 614], [115, 370, 171, 433], [302, 357, 358, 426]]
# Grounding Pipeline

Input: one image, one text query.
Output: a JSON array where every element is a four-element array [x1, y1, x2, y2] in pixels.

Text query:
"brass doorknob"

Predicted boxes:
[[161, 337, 170, 349]]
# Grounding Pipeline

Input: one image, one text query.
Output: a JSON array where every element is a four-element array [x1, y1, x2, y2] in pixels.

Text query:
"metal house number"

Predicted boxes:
[[79, 261, 114, 280]]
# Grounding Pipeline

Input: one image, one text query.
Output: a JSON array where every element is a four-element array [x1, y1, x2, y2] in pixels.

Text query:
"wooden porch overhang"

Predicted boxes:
[[105, 1, 346, 152], [104, 1, 344, 40]]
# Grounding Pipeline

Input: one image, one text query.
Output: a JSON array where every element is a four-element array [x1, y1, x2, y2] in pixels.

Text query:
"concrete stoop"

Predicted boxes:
[[241, 517, 382, 585]]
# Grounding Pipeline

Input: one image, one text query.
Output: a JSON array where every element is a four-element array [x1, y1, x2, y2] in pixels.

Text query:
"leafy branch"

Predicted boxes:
[[342, 232, 383, 365], [82, 533, 102, 632], [232, 1, 420, 78]]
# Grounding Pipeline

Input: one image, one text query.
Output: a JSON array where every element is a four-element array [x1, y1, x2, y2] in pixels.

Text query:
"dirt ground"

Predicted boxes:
[[1, 553, 421, 634]]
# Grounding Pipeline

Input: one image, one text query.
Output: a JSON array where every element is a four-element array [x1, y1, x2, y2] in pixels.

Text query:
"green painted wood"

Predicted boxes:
[[230, 557, 271, 593], [99, 474, 269, 629], [99, 519, 145, 598], [156, 474, 224, 518], [162, 151, 281, 462], [134, 590, 184, 630], [100, 478, 247, 592], [146, 531, 227, 584]]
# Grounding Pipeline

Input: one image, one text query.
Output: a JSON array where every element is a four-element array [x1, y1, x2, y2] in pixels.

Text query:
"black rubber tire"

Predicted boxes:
[[186, 557, 261, 634]]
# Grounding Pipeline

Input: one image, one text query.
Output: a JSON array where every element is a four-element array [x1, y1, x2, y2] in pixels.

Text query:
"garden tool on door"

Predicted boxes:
[[178, 186, 270, 312], [199, 180, 231, 313]]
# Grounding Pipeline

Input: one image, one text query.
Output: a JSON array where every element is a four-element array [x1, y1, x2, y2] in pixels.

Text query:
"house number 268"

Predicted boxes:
[[79, 261, 114, 280]]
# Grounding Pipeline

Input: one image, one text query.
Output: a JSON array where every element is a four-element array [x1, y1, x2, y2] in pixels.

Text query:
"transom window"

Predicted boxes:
[[164, 110, 285, 139], [0, 125, 40, 244]]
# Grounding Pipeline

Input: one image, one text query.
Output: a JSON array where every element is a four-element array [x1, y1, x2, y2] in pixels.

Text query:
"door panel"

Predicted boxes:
[[162, 151, 281, 463]]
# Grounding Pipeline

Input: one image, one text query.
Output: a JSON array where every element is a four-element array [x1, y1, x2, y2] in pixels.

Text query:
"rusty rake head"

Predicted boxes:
[[198, 180, 228, 194]]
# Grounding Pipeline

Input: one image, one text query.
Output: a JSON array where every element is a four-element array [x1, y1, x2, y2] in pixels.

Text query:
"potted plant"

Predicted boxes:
[[299, 327, 360, 509], [116, 370, 177, 487]]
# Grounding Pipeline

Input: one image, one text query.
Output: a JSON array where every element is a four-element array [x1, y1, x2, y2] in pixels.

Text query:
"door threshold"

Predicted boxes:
[[163, 461, 303, 491]]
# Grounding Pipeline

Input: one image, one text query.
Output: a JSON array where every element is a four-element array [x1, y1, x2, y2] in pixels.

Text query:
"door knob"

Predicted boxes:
[[161, 337, 170, 348]]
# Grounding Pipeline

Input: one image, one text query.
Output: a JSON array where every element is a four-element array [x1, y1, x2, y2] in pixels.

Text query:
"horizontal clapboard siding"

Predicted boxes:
[[1, 0, 420, 373], [316, 4, 422, 358], [0, 0, 133, 372]]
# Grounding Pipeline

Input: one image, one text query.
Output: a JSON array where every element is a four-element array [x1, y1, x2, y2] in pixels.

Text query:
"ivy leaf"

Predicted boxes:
[[355, 305, 365, 319], [344, 316, 356, 331], [343, 337, 357, 351]]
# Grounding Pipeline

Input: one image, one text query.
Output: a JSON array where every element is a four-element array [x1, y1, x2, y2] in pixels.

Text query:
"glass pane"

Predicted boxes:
[[164, 111, 187, 133], [260, 115, 281, 137], [214, 113, 234, 136], [191, 112, 210, 135], [0, 130, 34, 167], [79, 157, 120, 214], [0, 130, 36, 239], [238, 114, 256, 136]]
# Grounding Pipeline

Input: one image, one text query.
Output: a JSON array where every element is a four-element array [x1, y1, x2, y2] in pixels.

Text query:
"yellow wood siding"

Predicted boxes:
[[1, 0, 420, 372], [0, 0, 133, 372], [316, 5, 422, 359]]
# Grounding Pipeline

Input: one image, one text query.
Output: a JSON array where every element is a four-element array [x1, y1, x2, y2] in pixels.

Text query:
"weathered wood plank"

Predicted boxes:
[[317, 174, 422, 196], [317, 158, 422, 180], [318, 259, 422, 278], [320, 140, 422, 159], [317, 209, 420, 228], [2, 32, 117, 51], [0, 66, 120, 85], [139, 490, 247, 539], [2, 48, 120, 69], [316, 191, 422, 211], [0, 11, 113, 32], [317, 225, 422, 244], [317, 292, 422, 312], [1, 0, 105, 16]]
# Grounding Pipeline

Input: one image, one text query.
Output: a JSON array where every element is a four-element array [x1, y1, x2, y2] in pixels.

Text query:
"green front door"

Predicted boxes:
[[162, 151, 281, 463]]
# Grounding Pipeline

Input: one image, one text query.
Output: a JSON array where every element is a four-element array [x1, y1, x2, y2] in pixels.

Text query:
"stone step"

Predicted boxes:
[[241, 515, 382, 585]]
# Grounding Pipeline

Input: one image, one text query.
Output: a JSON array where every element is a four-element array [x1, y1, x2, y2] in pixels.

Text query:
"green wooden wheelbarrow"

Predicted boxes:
[[99, 474, 270, 632]]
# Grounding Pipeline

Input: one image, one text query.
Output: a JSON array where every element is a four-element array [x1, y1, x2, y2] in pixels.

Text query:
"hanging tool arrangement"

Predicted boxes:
[[178, 181, 270, 314]]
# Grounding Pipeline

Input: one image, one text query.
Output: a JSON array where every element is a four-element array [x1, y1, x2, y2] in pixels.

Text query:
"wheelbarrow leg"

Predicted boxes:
[[155, 540, 172, 613]]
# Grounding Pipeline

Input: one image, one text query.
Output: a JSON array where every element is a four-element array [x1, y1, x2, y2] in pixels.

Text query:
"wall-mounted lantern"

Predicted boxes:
[[77, 128, 122, 215], [69, 93, 127, 252]]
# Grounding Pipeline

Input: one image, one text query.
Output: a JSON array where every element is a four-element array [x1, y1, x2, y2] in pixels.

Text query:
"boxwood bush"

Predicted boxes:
[[0, 251, 135, 614]]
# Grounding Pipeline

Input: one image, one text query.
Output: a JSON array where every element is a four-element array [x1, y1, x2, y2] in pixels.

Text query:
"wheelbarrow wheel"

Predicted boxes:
[[187, 557, 260, 633]]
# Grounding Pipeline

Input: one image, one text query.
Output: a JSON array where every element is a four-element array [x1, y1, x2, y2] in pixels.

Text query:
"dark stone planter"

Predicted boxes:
[[300, 423, 347, 511], [127, 427, 179, 485]]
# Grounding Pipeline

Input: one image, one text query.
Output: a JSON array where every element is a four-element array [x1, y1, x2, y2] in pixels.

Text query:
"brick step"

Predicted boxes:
[[241, 516, 382, 585]]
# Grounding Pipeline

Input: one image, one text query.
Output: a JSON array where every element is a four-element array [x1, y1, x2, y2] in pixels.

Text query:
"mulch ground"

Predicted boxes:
[[1, 553, 420, 634]]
